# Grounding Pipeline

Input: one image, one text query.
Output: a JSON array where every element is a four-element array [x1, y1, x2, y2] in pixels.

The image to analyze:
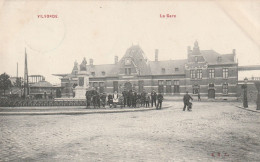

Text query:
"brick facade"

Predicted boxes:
[[55, 41, 238, 99]]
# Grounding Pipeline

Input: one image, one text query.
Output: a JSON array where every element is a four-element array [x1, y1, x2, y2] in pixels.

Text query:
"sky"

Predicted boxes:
[[0, 0, 260, 84]]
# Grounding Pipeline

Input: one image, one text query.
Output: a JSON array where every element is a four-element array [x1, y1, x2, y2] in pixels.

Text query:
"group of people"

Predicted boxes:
[[85, 89, 164, 109], [85, 88, 195, 111]]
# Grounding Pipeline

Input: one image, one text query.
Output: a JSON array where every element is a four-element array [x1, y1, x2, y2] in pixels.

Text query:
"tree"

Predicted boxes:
[[14, 77, 22, 87], [0, 73, 12, 96]]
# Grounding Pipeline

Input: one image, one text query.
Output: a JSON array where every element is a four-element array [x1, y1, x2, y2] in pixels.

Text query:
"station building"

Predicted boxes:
[[54, 41, 238, 99]]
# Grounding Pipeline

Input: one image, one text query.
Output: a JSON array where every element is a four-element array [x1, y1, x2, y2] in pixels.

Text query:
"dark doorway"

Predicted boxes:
[[208, 89, 215, 99], [124, 82, 132, 91], [208, 83, 215, 99]]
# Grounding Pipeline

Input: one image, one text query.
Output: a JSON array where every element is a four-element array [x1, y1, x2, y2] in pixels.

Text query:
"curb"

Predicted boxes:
[[0, 105, 172, 116], [235, 106, 260, 113]]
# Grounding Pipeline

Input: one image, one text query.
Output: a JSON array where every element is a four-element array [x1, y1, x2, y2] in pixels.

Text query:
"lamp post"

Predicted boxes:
[[254, 81, 260, 110], [242, 77, 248, 108]]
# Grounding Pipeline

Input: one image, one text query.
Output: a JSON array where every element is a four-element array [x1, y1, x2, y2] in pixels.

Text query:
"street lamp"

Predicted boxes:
[[242, 77, 248, 108]]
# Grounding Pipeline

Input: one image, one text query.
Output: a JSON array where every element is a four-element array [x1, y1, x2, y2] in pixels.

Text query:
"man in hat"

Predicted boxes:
[[156, 92, 163, 110], [151, 90, 157, 107], [183, 91, 193, 111]]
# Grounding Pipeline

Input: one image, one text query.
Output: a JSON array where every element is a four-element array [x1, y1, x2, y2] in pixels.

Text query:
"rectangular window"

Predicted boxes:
[[93, 82, 98, 90], [158, 80, 164, 93], [223, 68, 228, 79], [223, 83, 228, 94], [190, 70, 195, 79], [138, 80, 144, 93], [166, 80, 172, 93], [91, 72, 95, 76], [125, 68, 131, 75], [99, 82, 105, 93], [197, 69, 202, 79], [173, 80, 180, 93], [89, 82, 93, 88], [209, 69, 215, 78], [113, 81, 118, 93], [162, 68, 166, 73]]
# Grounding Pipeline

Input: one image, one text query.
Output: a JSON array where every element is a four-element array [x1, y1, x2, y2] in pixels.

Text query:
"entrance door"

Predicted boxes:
[[124, 82, 132, 91], [208, 89, 215, 99]]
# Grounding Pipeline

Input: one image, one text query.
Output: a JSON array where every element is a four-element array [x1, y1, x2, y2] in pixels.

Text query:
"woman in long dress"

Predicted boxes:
[[113, 91, 119, 108]]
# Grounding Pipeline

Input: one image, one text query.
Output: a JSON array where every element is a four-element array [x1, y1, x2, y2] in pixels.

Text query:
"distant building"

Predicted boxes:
[[54, 41, 239, 99], [29, 77, 62, 99]]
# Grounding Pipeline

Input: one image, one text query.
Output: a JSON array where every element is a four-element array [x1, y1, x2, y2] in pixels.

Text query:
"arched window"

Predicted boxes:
[[193, 84, 200, 94]]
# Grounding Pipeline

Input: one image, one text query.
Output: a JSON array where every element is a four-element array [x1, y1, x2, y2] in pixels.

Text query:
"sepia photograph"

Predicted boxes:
[[0, 0, 260, 161]]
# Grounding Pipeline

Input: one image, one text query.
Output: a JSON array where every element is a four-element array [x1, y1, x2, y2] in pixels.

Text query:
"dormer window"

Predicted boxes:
[[125, 58, 131, 65], [195, 56, 198, 62], [91, 72, 95, 76], [125, 68, 131, 75], [175, 68, 179, 72], [102, 71, 106, 76], [162, 68, 166, 73]]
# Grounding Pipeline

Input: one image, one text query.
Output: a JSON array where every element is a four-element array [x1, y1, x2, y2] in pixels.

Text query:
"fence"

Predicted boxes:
[[0, 98, 86, 107]]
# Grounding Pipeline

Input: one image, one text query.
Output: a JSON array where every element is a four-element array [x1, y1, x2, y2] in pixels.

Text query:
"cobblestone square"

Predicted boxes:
[[0, 101, 259, 161]]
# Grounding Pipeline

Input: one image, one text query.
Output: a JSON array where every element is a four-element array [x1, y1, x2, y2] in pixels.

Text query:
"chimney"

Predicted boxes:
[[155, 49, 158, 61], [233, 49, 236, 62], [114, 56, 118, 64], [233, 49, 236, 55], [90, 58, 93, 66]]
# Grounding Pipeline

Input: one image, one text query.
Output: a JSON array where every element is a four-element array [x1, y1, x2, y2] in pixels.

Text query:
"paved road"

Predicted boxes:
[[0, 101, 259, 161]]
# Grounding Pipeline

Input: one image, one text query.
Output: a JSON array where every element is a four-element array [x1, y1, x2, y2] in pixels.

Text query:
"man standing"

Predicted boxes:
[[198, 91, 201, 101], [141, 90, 147, 107], [122, 89, 127, 107], [132, 91, 137, 108], [183, 91, 193, 111], [156, 93, 163, 110], [100, 93, 107, 108], [151, 90, 157, 107]]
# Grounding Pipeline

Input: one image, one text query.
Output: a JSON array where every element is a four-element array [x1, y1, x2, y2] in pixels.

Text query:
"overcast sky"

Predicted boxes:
[[0, 0, 260, 84]]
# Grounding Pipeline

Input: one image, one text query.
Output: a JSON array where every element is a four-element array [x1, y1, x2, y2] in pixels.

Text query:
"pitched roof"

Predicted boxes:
[[200, 50, 235, 64], [88, 64, 118, 77], [118, 45, 152, 75], [149, 59, 187, 75]]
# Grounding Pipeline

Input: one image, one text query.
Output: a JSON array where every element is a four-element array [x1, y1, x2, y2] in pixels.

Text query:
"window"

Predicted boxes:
[[197, 69, 202, 79], [195, 56, 198, 62], [158, 80, 164, 93], [91, 72, 95, 76], [125, 68, 131, 75], [223, 83, 228, 94], [102, 71, 106, 76], [166, 80, 172, 93], [162, 68, 166, 73], [190, 70, 195, 79], [93, 82, 98, 90], [173, 80, 180, 93], [175, 68, 179, 72], [218, 57, 222, 62], [193, 84, 200, 94], [223, 68, 228, 79], [209, 69, 215, 78], [99, 82, 105, 93], [125, 58, 131, 65]]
